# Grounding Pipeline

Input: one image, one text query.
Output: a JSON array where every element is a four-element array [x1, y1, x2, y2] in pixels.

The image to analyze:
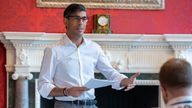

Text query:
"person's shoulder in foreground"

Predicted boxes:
[[159, 58, 192, 108]]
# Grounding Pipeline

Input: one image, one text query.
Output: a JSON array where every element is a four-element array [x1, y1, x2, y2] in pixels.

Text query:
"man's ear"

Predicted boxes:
[[64, 18, 67, 24], [161, 85, 168, 99], [161, 84, 169, 104], [161, 84, 168, 97], [64, 18, 68, 29]]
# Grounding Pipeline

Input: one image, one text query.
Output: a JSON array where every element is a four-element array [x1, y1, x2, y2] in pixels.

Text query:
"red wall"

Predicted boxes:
[[0, 0, 192, 108], [0, 0, 192, 34]]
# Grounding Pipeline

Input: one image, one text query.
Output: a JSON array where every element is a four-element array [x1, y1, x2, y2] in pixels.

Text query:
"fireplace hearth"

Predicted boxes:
[[95, 86, 159, 108]]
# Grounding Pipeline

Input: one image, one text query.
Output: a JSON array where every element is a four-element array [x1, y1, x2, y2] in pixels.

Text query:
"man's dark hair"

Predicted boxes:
[[64, 3, 86, 18], [159, 58, 192, 88]]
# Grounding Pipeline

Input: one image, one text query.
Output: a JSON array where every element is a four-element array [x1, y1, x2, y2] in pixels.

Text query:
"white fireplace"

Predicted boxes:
[[1, 32, 192, 108]]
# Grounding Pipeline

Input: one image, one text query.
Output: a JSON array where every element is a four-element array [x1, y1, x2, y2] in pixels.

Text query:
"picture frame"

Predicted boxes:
[[36, 0, 165, 10]]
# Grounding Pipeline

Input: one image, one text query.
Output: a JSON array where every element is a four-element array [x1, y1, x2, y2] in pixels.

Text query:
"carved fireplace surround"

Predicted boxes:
[[1, 32, 192, 108]]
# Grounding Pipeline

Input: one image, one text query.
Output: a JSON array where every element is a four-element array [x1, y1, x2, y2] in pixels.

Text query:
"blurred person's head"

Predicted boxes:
[[159, 58, 192, 104]]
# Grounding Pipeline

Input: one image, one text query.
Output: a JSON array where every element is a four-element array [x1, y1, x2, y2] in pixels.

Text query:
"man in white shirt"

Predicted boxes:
[[38, 3, 140, 108], [159, 58, 192, 108]]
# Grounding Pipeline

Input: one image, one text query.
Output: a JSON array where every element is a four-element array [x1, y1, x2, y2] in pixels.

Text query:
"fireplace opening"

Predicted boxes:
[[39, 85, 160, 108], [95, 85, 159, 108]]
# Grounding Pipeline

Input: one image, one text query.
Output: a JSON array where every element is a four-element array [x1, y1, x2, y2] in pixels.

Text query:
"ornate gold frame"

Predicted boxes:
[[36, 0, 165, 10]]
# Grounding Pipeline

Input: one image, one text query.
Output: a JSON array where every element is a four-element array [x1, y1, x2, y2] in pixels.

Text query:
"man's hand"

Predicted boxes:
[[120, 72, 140, 91], [66, 87, 88, 97]]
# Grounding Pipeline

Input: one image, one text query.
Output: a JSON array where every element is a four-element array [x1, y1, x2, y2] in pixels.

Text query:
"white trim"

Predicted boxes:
[[35, 79, 40, 108], [136, 80, 159, 85]]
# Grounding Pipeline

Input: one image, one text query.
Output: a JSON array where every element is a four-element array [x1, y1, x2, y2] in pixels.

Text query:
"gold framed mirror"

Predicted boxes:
[[36, 0, 165, 10]]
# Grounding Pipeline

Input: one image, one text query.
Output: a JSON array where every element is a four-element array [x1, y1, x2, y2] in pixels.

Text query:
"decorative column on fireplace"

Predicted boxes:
[[0, 33, 34, 108], [1, 32, 192, 108], [12, 48, 33, 108]]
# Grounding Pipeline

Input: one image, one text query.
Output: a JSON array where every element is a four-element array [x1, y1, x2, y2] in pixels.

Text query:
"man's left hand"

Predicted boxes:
[[120, 72, 140, 91]]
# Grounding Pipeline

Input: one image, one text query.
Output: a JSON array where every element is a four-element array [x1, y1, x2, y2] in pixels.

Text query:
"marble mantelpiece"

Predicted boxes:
[[1, 32, 192, 108]]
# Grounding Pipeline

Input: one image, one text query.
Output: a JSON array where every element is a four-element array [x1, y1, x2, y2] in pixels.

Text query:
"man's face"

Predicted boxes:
[[65, 11, 88, 37]]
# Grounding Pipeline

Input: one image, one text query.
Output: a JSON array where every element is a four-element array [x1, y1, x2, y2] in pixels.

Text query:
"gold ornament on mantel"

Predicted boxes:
[[93, 14, 111, 34]]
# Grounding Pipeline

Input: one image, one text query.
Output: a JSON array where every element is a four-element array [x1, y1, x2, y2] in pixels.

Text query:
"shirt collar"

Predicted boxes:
[[167, 96, 192, 107], [63, 34, 88, 46]]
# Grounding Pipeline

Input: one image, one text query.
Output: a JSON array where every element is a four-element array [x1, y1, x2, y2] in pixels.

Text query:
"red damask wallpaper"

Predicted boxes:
[[0, 0, 192, 108], [0, 0, 192, 33]]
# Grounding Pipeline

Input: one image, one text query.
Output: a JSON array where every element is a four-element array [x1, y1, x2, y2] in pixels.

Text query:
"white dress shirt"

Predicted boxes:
[[166, 96, 192, 108], [38, 35, 127, 101]]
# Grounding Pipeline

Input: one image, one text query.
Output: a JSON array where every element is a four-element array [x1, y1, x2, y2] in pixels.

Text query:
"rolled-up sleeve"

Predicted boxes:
[[38, 47, 57, 99], [95, 46, 127, 90]]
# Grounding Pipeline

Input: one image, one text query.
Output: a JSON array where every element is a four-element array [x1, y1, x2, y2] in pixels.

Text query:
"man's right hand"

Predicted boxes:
[[66, 87, 88, 97]]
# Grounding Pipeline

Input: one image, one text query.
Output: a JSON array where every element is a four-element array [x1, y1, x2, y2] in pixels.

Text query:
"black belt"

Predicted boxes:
[[57, 100, 97, 106]]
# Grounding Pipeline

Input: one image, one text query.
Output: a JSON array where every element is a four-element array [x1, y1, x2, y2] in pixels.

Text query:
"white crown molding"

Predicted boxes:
[[2, 32, 192, 42], [164, 34, 192, 41]]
